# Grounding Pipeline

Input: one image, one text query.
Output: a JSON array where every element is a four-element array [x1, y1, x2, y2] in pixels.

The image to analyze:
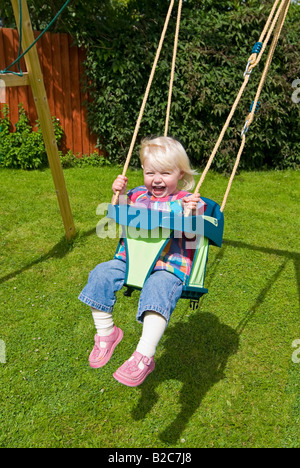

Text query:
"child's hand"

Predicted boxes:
[[182, 193, 201, 215], [112, 175, 128, 195]]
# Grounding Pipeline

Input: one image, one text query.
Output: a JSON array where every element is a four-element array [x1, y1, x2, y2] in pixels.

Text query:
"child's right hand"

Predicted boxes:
[[182, 193, 202, 215], [112, 175, 128, 195]]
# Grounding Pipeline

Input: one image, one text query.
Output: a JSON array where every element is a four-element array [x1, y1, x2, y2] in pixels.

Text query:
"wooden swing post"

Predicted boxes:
[[2, 0, 76, 240]]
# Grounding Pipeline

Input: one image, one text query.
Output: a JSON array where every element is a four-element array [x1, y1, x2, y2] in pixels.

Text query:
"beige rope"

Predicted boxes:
[[244, 0, 290, 131], [247, 0, 288, 74], [165, 0, 183, 136], [220, 0, 290, 212], [193, 0, 290, 211], [111, 0, 290, 213], [193, 73, 251, 196], [220, 135, 246, 212], [113, 0, 175, 205], [194, 0, 288, 197], [247, 0, 282, 73]]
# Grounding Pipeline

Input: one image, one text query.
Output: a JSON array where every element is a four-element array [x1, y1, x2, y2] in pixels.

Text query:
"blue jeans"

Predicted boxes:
[[78, 259, 183, 324]]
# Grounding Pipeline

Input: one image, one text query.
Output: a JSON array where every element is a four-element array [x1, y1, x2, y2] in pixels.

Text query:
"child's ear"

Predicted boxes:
[[179, 171, 184, 180]]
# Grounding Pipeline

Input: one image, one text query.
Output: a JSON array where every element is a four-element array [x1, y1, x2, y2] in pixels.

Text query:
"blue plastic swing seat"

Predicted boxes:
[[106, 197, 224, 306]]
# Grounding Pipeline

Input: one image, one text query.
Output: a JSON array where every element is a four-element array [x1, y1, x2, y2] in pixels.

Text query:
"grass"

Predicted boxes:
[[0, 166, 299, 448]]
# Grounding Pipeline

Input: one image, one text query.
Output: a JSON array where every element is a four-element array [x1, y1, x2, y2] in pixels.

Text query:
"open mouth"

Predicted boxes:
[[152, 186, 166, 197]]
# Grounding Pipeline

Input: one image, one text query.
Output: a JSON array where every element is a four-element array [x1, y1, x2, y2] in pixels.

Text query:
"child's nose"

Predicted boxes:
[[154, 174, 163, 183]]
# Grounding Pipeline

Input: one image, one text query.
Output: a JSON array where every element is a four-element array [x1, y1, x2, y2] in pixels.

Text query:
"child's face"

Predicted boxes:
[[143, 159, 183, 198]]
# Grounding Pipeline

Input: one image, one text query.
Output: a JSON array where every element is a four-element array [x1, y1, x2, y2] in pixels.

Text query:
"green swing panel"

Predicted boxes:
[[107, 197, 224, 306], [125, 227, 171, 289]]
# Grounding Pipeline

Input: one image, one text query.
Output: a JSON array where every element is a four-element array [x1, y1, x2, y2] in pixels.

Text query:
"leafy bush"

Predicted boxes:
[[77, 0, 300, 171], [0, 104, 63, 169], [59, 150, 110, 168], [1, 0, 299, 171]]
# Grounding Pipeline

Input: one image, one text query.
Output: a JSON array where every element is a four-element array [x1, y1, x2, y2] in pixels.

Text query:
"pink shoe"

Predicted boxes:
[[89, 326, 123, 369], [113, 351, 155, 387]]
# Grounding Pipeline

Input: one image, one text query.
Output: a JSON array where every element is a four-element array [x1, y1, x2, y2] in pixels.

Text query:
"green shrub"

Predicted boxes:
[[78, 0, 300, 171], [0, 104, 63, 170], [59, 150, 110, 168]]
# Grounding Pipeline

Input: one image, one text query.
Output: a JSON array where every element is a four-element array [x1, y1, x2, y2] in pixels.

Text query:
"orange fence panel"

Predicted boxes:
[[0, 27, 99, 157]]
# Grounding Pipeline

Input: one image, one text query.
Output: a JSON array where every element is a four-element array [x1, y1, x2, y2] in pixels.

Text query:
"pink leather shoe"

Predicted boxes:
[[89, 326, 123, 369], [113, 351, 155, 387]]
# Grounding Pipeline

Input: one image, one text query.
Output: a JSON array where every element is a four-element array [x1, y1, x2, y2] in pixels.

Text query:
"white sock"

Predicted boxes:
[[136, 311, 167, 361], [91, 308, 114, 337]]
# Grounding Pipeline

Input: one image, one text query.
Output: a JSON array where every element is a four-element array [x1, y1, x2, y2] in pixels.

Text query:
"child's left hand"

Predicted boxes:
[[182, 193, 202, 215]]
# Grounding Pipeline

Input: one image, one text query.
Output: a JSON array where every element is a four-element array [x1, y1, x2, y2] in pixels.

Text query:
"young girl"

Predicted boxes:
[[78, 136, 206, 387]]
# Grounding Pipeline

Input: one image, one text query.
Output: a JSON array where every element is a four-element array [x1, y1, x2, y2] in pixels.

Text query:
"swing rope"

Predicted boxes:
[[113, 0, 179, 205], [113, 0, 290, 209], [165, 0, 183, 137], [193, 0, 290, 212], [0, 0, 72, 77], [220, 0, 290, 212]]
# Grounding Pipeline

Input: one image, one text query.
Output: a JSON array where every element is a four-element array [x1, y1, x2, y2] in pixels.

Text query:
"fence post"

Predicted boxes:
[[10, 0, 76, 240]]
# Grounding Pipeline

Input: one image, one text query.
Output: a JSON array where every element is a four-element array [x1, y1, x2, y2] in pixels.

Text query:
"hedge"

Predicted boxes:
[[78, 0, 300, 171]]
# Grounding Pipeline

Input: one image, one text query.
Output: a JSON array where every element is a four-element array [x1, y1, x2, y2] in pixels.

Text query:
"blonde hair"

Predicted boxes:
[[139, 136, 197, 191]]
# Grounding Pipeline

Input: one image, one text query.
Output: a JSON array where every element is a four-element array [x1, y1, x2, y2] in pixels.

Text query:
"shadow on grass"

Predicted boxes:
[[2, 227, 298, 444], [223, 239, 300, 333], [132, 312, 239, 444], [0, 228, 96, 285], [131, 238, 299, 444]]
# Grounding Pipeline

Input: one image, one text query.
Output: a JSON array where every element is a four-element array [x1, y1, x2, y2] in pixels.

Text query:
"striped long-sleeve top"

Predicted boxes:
[[114, 186, 207, 282]]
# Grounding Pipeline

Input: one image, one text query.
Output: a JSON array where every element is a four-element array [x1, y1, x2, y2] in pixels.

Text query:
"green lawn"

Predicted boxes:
[[0, 166, 299, 448]]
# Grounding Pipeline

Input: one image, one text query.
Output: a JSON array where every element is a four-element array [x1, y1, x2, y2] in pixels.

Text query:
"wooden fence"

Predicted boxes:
[[0, 27, 98, 156]]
